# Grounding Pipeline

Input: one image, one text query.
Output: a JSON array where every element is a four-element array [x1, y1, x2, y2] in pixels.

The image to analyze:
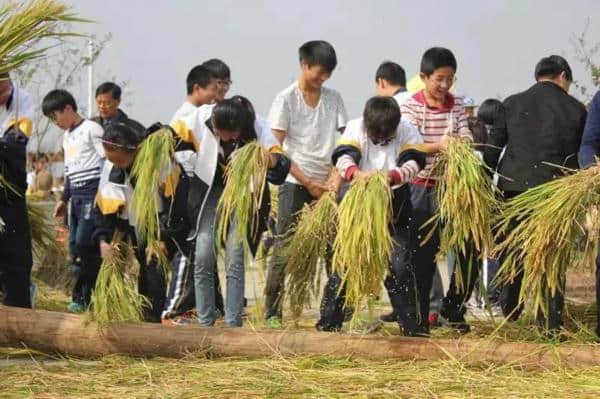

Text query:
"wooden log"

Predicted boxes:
[[1, 305, 598, 368]]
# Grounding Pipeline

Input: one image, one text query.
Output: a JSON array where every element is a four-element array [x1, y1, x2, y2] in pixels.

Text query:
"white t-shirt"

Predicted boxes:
[[268, 82, 348, 184], [170, 101, 198, 124], [340, 117, 423, 172], [393, 91, 413, 108], [63, 119, 104, 189]]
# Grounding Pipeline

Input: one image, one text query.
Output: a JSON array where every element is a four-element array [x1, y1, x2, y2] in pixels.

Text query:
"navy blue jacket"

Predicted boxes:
[[579, 90, 600, 168]]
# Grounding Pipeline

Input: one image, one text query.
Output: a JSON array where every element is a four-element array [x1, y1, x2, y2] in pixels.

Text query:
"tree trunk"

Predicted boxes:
[[1, 306, 598, 368]]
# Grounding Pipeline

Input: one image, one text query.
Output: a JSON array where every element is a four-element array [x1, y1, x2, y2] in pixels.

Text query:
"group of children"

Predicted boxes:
[[1, 39, 593, 338]]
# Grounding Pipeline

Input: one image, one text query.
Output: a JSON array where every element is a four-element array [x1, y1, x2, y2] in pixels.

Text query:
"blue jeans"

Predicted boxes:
[[68, 196, 101, 306], [194, 185, 245, 327]]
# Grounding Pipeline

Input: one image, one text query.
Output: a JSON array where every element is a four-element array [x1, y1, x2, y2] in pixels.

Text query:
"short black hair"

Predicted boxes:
[[95, 81, 122, 100], [186, 65, 217, 95], [477, 98, 503, 125], [420, 47, 457, 76], [299, 40, 337, 73], [375, 61, 406, 87], [363, 96, 401, 141], [201, 59, 231, 80], [42, 89, 77, 117], [102, 119, 146, 152], [211, 96, 257, 142], [534, 55, 573, 82]]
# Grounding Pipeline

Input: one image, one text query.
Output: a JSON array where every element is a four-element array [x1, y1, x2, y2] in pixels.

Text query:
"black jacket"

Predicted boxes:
[[484, 81, 587, 193]]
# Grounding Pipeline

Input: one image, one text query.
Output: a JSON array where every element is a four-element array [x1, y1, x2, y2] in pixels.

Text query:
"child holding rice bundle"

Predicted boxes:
[[180, 96, 290, 327], [316, 96, 427, 335], [400, 47, 476, 333], [93, 120, 190, 322]]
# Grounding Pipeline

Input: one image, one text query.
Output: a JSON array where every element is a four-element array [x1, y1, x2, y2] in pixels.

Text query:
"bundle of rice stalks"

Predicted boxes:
[[494, 165, 600, 317], [27, 201, 58, 258], [90, 234, 147, 324], [332, 173, 392, 326], [425, 138, 500, 290], [284, 191, 337, 318], [0, 0, 87, 75], [216, 141, 269, 251], [130, 127, 175, 273]]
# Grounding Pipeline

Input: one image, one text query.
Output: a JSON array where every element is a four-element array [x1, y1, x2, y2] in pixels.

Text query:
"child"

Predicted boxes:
[[317, 96, 427, 335], [201, 58, 231, 103], [42, 89, 105, 312], [375, 61, 412, 106], [160, 65, 219, 325], [400, 47, 475, 333], [264, 40, 348, 328], [93, 120, 190, 322], [0, 73, 35, 308], [182, 96, 290, 327]]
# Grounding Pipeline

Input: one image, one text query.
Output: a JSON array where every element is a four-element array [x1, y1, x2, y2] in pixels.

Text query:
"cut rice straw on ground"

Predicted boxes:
[[0, 0, 87, 75], [216, 141, 269, 251], [424, 138, 500, 291], [333, 172, 392, 327], [284, 191, 337, 318], [494, 165, 600, 319], [130, 127, 175, 274], [89, 234, 148, 324]]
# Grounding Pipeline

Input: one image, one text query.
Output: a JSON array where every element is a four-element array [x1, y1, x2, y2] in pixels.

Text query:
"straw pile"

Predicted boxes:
[[425, 138, 500, 290], [494, 165, 600, 317], [216, 141, 269, 250], [332, 173, 392, 325], [27, 201, 57, 258], [0, 0, 86, 75], [89, 234, 147, 324], [284, 191, 337, 317]]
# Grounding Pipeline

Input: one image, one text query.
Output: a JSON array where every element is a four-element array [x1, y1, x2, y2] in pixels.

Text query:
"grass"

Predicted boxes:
[[0, 0, 87, 75], [216, 141, 270, 253], [284, 191, 337, 318], [494, 165, 600, 319], [425, 138, 500, 292], [332, 173, 393, 328], [89, 236, 148, 324]]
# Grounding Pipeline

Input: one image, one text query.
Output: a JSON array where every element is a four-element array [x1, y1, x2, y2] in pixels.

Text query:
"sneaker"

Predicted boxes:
[[380, 311, 399, 323], [315, 322, 341, 332], [166, 311, 199, 326], [428, 313, 441, 327], [67, 302, 85, 313], [266, 316, 283, 329], [440, 309, 471, 335]]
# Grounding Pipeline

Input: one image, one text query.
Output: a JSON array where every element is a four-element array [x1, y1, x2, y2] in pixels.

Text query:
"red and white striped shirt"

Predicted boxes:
[[401, 91, 472, 182]]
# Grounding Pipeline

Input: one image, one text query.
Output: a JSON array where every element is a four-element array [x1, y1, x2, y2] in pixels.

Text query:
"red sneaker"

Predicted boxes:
[[428, 313, 440, 327]]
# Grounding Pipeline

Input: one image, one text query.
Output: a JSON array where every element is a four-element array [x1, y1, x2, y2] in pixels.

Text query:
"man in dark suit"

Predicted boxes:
[[484, 55, 587, 331]]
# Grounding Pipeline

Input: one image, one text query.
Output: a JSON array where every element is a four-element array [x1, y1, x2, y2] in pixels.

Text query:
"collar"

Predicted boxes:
[[413, 90, 455, 111], [67, 118, 85, 133]]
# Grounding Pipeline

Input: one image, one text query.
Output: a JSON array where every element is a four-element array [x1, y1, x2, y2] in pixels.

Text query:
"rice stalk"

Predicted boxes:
[[284, 191, 337, 318], [216, 141, 269, 251], [332, 172, 393, 327], [27, 201, 58, 258], [494, 165, 600, 318], [0, 0, 88, 75], [90, 234, 148, 324], [424, 138, 500, 291], [130, 127, 175, 271]]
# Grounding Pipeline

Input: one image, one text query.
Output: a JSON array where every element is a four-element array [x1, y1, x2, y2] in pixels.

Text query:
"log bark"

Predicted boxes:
[[0, 306, 598, 368]]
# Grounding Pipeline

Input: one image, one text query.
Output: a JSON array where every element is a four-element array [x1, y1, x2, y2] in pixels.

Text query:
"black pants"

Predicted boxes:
[[317, 221, 420, 334], [410, 184, 479, 329], [496, 190, 564, 330], [264, 182, 317, 319], [0, 204, 32, 308], [137, 249, 167, 323]]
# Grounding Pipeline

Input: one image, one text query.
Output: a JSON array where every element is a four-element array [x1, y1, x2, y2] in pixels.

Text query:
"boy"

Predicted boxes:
[[202, 58, 231, 103], [317, 96, 427, 335], [0, 73, 35, 308], [42, 89, 104, 312], [264, 40, 348, 328], [161, 65, 219, 324], [375, 61, 412, 106], [400, 47, 475, 333]]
